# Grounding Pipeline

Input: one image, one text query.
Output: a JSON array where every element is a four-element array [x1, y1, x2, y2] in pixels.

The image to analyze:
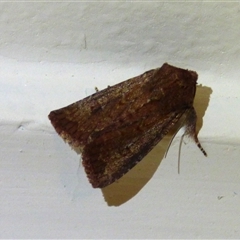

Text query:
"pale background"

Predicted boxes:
[[1, 2, 240, 239]]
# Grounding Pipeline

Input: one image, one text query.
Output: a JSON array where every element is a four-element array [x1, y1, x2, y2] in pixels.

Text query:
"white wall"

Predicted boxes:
[[1, 2, 240, 238]]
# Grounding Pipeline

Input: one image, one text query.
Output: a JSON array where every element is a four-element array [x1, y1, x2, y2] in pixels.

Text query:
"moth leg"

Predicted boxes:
[[184, 107, 207, 157], [95, 87, 99, 92], [94, 86, 110, 93]]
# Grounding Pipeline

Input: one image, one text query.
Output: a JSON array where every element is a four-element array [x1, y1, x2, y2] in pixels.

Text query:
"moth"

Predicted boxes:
[[48, 63, 207, 188]]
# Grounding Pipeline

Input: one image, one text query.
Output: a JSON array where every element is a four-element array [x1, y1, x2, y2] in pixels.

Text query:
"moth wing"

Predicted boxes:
[[48, 68, 158, 149], [49, 63, 198, 188], [82, 111, 185, 188]]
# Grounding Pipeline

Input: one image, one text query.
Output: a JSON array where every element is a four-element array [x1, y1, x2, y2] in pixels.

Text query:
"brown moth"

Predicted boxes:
[[48, 63, 206, 188]]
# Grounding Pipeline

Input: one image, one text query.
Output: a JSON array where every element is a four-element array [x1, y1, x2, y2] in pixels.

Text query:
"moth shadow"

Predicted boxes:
[[194, 85, 212, 134], [102, 85, 212, 206], [102, 138, 170, 206]]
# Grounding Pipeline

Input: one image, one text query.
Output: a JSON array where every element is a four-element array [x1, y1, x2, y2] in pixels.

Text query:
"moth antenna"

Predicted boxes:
[[166, 108, 207, 174], [165, 125, 186, 174], [193, 132, 207, 157], [178, 134, 185, 174], [164, 125, 182, 158], [184, 107, 207, 157]]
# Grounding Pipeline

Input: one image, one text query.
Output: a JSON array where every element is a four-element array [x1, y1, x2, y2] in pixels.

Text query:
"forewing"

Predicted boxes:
[[48, 68, 158, 150], [82, 110, 185, 188]]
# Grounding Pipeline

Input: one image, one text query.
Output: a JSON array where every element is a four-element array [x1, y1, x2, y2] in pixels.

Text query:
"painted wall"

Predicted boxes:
[[1, 2, 240, 238]]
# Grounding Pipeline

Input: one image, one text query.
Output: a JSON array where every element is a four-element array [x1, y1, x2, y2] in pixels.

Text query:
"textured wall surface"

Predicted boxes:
[[1, 2, 240, 238]]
